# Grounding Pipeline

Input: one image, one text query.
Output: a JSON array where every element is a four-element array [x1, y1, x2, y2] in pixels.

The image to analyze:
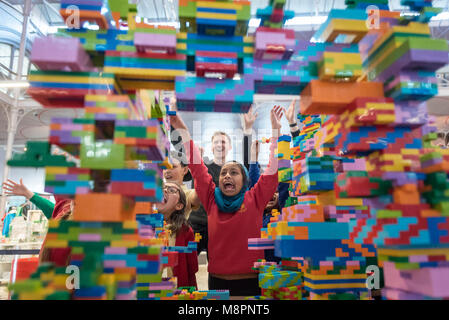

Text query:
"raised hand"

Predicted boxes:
[[285, 98, 297, 125], [2, 179, 34, 199], [243, 105, 258, 132], [250, 140, 260, 163], [270, 105, 284, 130]]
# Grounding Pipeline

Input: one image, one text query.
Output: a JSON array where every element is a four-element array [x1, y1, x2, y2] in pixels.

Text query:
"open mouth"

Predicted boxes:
[[164, 172, 172, 180], [223, 181, 235, 192], [163, 194, 168, 204]]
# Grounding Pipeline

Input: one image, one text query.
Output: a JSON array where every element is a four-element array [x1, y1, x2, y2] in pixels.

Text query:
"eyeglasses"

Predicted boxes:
[[163, 186, 180, 194]]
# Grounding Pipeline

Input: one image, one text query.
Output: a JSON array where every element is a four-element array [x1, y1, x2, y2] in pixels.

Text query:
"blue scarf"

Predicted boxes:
[[214, 165, 249, 213]]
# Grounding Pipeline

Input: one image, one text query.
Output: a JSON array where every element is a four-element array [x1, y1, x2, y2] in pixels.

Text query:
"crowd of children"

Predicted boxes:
[[1, 99, 302, 297]]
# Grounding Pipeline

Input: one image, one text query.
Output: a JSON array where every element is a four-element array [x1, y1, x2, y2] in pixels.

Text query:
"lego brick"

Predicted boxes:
[[300, 80, 384, 115]]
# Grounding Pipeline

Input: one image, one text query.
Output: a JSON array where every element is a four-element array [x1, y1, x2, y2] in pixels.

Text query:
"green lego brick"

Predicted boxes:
[[45, 291, 71, 300], [80, 139, 125, 170], [7, 142, 76, 168], [9, 280, 42, 293], [376, 210, 402, 218]]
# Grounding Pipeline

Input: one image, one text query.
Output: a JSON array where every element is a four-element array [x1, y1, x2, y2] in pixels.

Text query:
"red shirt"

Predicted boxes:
[[173, 224, 198, 288], [185, 140, 278, 275]]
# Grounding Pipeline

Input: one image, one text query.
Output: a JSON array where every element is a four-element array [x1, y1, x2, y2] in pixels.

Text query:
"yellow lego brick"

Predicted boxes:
[[45, 240, 68, 248], [321, 19, 368, 43], [305, 273, 366, 280], [365, 102, 395, 110], [335, 198, 363, 206], [376, 114, 396, 123], [54, 275, 68, 287], [110, 240, 138, 247], [377, 247, 449, 257], [104, 67, 185, 77], [99, 274, 116, 286], [243, 46, 254, 54], [318, 52, 363, 80], [40, 271, 55, 282], [177, 32, 187, 39], [115, 273, 134, 282], [197, 1, 241, 10], [244, 35, 254, 43], [196, 12, 237, 20], [304, 282, 366, 289], [400, 149, 421, 155], [46, 167, 69, 175], [123, 220, 138, 230], [29, 74, 115, 85], [127, 12, 136, 30]]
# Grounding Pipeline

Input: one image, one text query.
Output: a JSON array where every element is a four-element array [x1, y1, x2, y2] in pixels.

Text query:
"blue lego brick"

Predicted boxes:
[[274, 239, 344, 260], [74, 286, 106, 298]]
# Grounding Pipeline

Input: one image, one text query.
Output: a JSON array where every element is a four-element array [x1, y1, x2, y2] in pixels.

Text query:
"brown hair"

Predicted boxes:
[[165, 182, 189, 236], [211, 131, 231, 144]]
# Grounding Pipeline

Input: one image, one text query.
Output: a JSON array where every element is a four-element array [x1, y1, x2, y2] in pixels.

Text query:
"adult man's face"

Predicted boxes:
[[211, 134, 231, 160]]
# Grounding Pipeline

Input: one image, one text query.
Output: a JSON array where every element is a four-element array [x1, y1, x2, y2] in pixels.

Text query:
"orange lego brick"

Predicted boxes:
[[60, 9, 109, 29], [133, 202, 152, 215], [335, 247, 350, 257], [300, 80, 384, 115], [293, 226, 309, 240], [73, 193, 136, 222], [393, 184, 420, 205]]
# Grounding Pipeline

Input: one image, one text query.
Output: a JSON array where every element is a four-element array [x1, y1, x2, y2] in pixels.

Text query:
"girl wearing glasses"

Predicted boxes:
[[156, 182, 198, 289]]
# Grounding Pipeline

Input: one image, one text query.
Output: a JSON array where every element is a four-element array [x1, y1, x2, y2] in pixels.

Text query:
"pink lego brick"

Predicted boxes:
[[383, 261, 449, 298], [254, 27, 296, 60], [342, 159, 367, 171], [382, 287, 447, 300], [30, 36, 93, 71], [104, 247, 127, 254], [78, 234, 102, 241], [104, 260, 127, 268], [134, 32, 177, 54]]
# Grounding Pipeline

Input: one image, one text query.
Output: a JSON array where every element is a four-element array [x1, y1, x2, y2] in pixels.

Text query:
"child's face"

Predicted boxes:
[[219, 163, 244, 197], [156, 183, 184, 217], [163, 159, 188, 183]]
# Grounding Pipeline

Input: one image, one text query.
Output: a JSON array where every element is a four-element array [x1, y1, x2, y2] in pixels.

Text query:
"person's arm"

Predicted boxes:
[[187, 189, 201, 211], [242, 106, 258, 170], [249, 162, 261, 190], [285, 98, 300, 138], [250, 106, 281, 210], [248, 139, 261, 189], [29, 194, 55, 220], [2, 179, 54, 219], [170, 112, 216, 214], [243, 134, 251, 170]]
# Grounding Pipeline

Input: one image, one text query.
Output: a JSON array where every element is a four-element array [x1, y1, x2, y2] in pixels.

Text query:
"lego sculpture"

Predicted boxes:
[[6, 0, 449, 300], [249, 0, 449, 301], [7, 0, 230, 300]]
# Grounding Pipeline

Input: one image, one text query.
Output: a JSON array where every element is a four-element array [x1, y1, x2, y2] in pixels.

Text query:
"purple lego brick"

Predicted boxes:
[[374, 49, 449, 82], [31, 36, 93, 72], [115, 119, 159, 127], [394, 101, 428, 127]]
